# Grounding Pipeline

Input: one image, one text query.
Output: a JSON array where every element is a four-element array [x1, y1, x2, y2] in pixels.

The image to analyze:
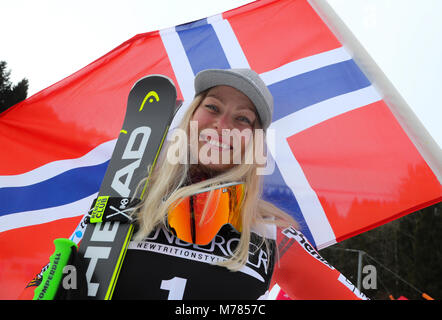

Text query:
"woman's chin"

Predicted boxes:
[[199, 161, 236, 172]]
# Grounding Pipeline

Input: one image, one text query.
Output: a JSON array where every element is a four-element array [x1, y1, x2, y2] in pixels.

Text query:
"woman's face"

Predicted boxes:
[[190, 85, 259, 172]]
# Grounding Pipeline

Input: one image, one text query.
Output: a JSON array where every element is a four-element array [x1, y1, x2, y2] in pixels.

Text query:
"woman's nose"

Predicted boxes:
[[213, 114, 232, 131]]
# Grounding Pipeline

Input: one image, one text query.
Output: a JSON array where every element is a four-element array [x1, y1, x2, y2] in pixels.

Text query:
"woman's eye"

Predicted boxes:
[[237, 116, 252, 125], [205, 104, 218, 112]]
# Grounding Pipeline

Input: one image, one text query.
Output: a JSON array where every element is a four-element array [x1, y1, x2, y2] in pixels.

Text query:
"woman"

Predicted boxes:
[[112, 69, 366, 300], [113, 68, 295, 299]]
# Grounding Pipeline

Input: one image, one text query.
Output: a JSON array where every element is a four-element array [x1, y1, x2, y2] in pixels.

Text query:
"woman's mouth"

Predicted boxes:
[[200, 134, 232, 150]]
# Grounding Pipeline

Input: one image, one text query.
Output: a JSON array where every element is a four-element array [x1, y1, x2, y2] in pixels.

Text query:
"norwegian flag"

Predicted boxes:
[[0, 0, 440, 299]]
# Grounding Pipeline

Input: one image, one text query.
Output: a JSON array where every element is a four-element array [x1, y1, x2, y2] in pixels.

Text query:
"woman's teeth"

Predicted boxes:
[[202, 136, 231, 150]]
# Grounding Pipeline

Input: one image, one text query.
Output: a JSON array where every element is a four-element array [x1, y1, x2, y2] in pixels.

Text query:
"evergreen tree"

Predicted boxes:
[[0, 60, 29, 113], [320, 202, 441, 300]]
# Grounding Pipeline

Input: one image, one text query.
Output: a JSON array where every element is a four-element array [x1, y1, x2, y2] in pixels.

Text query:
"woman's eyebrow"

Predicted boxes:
[[236, 105, 256, 113], [206, 93, 224, 104]]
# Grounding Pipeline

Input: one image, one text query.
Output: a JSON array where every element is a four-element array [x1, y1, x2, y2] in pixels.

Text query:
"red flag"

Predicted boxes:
[[1, 0, 440, 299]]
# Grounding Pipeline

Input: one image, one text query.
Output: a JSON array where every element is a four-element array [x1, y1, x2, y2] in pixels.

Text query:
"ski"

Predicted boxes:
[[78, 74, 179, 300]]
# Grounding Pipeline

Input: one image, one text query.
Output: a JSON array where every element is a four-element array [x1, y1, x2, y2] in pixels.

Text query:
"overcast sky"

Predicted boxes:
[[1, 0, 441, 148]]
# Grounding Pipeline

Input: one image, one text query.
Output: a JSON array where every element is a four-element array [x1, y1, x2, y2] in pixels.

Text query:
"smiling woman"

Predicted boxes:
[[191, 85, 257, 171], [133, 68, 292, 250], [109, 68, 300, 299]]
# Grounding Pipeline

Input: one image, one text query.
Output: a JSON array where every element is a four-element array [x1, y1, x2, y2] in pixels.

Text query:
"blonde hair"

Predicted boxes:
[[133, 92, 297, 271]]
